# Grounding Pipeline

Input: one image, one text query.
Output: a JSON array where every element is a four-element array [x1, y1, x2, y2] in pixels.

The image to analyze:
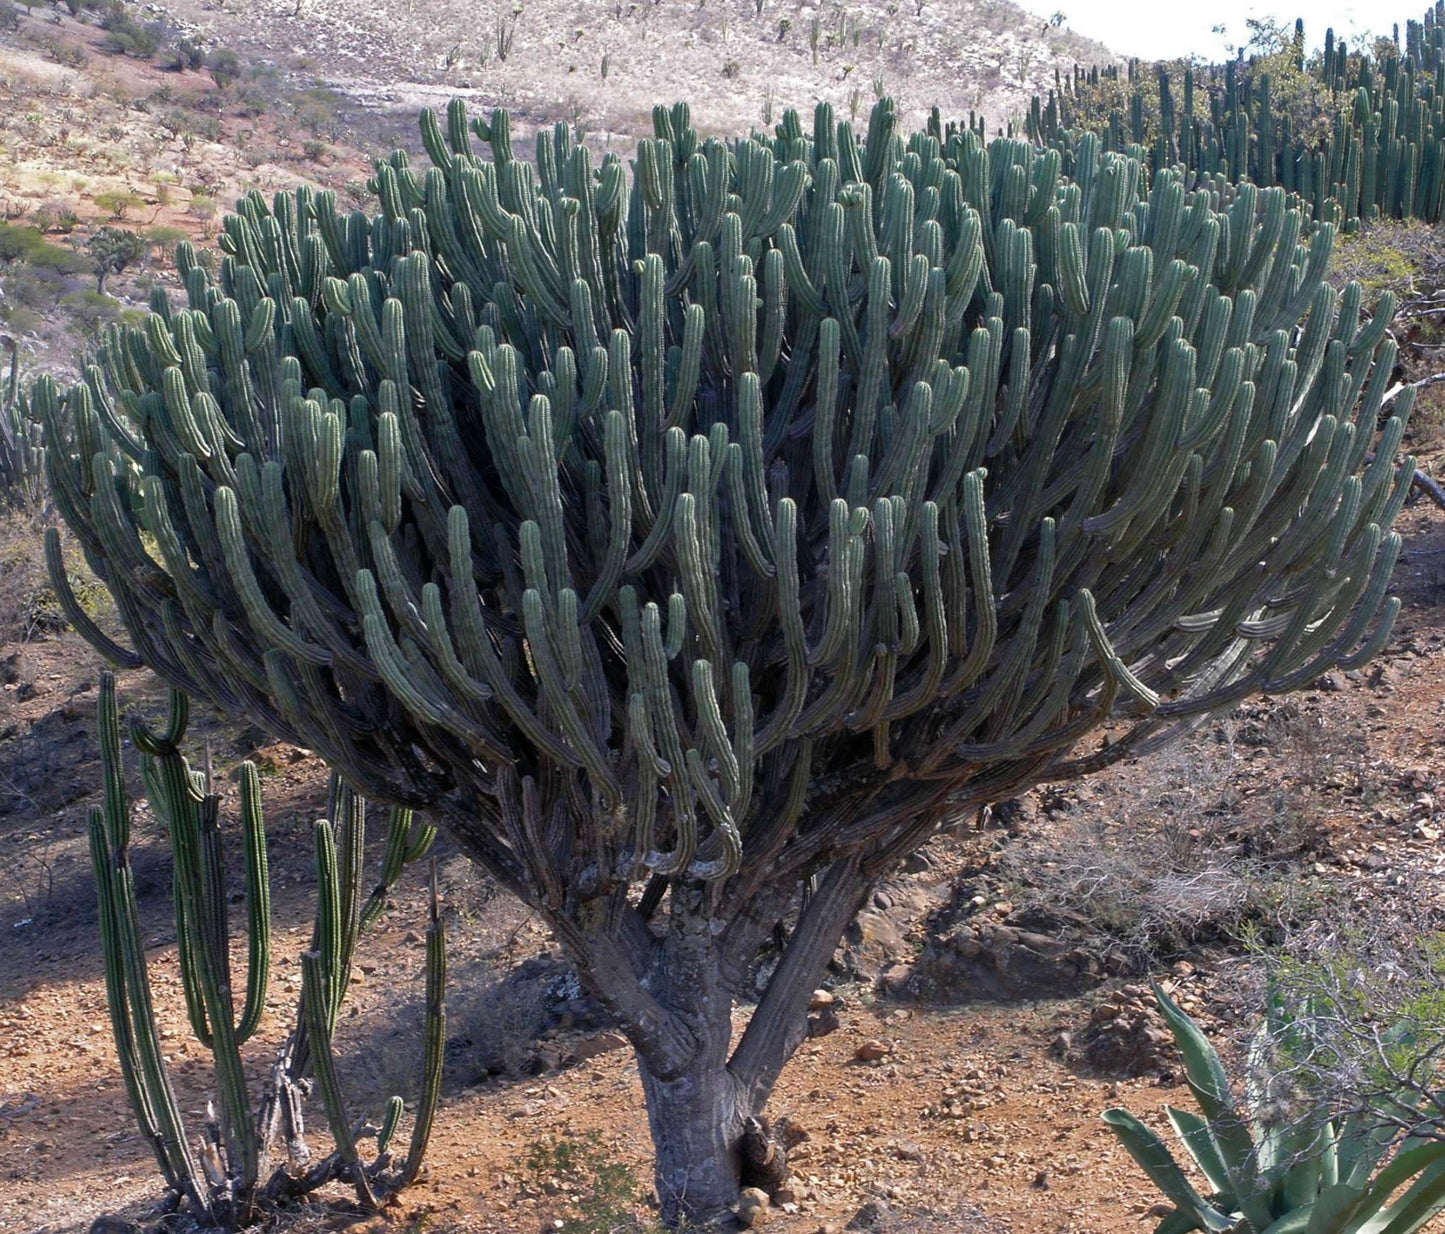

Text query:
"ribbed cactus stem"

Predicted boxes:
[[88, 673, 210, 1218], [299, 949, 379, 1212], [89, 673, 441, 1225], [398, 860, 446, 1188], [237, 762, 271, 1042]]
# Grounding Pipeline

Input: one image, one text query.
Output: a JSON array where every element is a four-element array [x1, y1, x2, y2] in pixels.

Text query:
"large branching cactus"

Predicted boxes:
[[88, 670, 442, 1227], [46, 97, 1411, 1222]]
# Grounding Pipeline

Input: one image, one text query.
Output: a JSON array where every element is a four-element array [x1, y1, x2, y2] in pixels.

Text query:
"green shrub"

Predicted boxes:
[[0, 307, 42, 335], [101, 10, 164, 59], [59, 288, 120, 333], [1105, 985, 1445, 1234], [143, 224, 187, 253], [170, 37, 203, 70], [206, 47, 240, 88], [0, 224, 48, 265], [94, 189, 144, 220], [3, 223, 113, 277], [292, 85, 343, 138], [4, 267, 66, 311]]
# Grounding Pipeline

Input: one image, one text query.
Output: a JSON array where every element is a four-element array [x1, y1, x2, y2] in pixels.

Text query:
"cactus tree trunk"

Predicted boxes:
[[637, 963, 747, 1224], [536, 854, 874, 1226]]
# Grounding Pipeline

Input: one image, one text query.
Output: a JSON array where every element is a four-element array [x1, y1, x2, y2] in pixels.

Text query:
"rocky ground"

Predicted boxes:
[[0, 443, 1443, 1234], [4, 2, 1445, 1232]]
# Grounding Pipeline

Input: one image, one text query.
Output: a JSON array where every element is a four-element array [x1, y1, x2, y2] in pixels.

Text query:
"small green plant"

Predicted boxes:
[[525, 1132, 658, 1233], [1104, 985, 1445, 1233]]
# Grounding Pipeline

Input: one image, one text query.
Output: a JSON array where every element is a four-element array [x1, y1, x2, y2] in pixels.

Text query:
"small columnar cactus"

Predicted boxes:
[[88, 670, 442, 1227], [0, 337, 43, 508]]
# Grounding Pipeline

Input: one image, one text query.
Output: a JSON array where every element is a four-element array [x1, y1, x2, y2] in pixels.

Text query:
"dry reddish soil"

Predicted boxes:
[[3, 7, 1445, 1234], [1, 402, 1445, 1234]]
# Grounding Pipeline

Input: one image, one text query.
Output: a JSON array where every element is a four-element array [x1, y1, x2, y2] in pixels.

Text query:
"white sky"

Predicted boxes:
[[1011, 0, 1392, 61]]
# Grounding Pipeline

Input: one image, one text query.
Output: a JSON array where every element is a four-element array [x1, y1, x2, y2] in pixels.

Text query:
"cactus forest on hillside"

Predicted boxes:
[[1028, 1, 1445, 231], [39, 92, 1412, 1222], [89, 671, 443, 1227]]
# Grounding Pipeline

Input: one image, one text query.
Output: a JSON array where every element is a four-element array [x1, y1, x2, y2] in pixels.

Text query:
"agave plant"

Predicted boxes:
[[1103, 985, 1445, 1233]]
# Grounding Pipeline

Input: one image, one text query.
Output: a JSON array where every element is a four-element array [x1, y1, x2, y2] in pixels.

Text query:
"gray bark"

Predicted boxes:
[[557, 860, 875, 1225]]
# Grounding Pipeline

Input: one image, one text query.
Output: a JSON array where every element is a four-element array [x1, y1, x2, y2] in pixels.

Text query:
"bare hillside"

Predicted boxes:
[[152, 0, 1115, 148]]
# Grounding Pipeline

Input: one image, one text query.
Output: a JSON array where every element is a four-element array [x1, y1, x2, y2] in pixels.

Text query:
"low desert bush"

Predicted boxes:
[[995, 732, 1338, 965], [523, 1132, 656, 1234], [1330, 218, 1443, 299], [0, 223, 88, 274], [100, 5, 165, 58], [1258, 899, 1445, 1141], [206, 47, 241, 89]]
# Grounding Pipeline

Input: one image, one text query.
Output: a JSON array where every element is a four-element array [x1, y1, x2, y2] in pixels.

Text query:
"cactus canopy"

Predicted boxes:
[[42, 98, 1411, 1222]]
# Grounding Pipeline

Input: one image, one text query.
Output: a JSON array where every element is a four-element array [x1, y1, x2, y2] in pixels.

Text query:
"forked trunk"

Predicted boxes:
[[553, 860, 875, 1227]]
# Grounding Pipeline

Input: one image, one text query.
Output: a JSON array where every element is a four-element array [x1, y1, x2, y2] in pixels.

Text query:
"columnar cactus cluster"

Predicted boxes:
[[0, 338, 43, 509], [45, 97, 1412, 1220], [1028, 1, 1445, 230], [88, 671, 443, 1226]]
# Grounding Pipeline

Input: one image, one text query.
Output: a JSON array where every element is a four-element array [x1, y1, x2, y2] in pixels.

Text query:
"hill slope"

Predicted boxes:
[[148, 0, 1116, 146]]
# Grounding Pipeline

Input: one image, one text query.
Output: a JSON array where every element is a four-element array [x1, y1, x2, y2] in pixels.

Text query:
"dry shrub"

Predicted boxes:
[[997, 728, 1339, 966], [0, 512, 119, 646], [0, 508, 60, 644], [1251, 880, 1445, 1143]]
